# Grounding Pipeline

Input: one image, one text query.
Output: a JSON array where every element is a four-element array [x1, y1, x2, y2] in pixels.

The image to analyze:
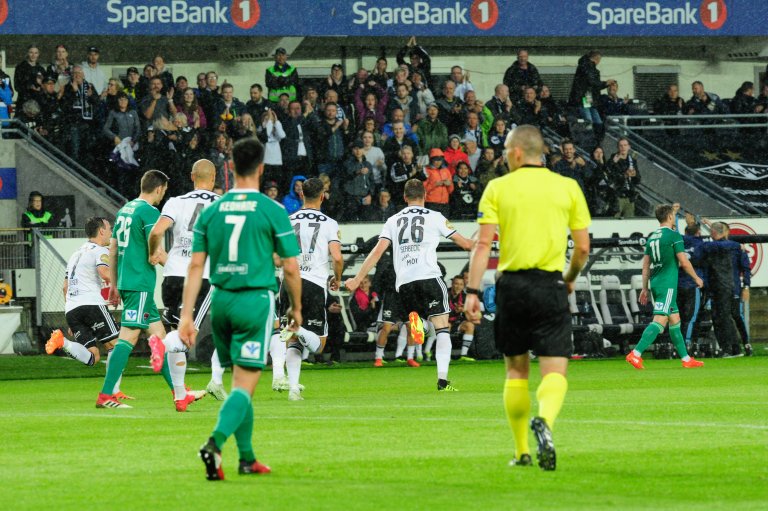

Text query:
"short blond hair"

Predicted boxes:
[[505, 125, 545, 160]]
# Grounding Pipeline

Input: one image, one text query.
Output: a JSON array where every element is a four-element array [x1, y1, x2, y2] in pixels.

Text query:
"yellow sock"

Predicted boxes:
[[536, 373, 568, 429], [503, 379, 531, 457]]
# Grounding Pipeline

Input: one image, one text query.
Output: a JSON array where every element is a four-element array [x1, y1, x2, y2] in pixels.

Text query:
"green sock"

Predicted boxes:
[[234, 404, 255, 463], [160, 353, 173, 390], [669, 322, 690, 359], [212, 387, 251, 450], [634, 322, 665, 355], [101, 340, 133, 395]]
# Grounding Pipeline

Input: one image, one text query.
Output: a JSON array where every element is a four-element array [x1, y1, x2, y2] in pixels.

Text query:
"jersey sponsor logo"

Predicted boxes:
[[216, 263, 249, 274], [125, 309, 138, 321], [307, 319, 323, 327], [352, 1, 473, 31], [429, 300, 439, 308], [100, 254, 109, 264], [292, 211, 328, 221], [586, 1, 726, 31], [654, 301, 665, 310], [240, 341, 262, 359], [220, 200, 257, 212], [105, 0, 260, 30], [90, 320, 106, 330]]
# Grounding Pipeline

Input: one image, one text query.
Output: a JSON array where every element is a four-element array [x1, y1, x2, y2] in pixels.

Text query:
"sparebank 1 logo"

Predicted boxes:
[[0, 0, 9, 27], [728, 223, 763, 275], [700, 0, 727, 30], [470, 0, 498, 30], [231, 0, 260, 29]]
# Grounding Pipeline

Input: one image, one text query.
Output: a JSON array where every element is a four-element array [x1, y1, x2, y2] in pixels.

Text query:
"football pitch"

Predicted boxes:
[[1, 355, 766, 511]]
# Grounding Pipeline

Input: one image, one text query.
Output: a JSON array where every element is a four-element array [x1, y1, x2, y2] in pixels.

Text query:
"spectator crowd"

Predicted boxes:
[[2, 41, 766, 220]]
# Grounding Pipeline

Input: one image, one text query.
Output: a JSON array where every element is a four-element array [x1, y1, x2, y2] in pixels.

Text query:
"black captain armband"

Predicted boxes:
[[465, 287, 482, 296]]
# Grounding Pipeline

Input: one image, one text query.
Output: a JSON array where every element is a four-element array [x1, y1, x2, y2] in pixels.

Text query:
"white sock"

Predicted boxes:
[[286, 346, 302, 389], [375, 346, 385, 359], [435, 330, 452, 380], [210, 349, 225, 385], [168, 351, 187, 400], [298, 327, 322, 353], [681, 355, 691, 362], [107, 349, 122, 394], [415, 344, 423, 358], [164, 330, 186, 353], [395, 325, 407, 357], [302, 347, 309, 361], [270, 334, 286, 380], [62, 339, 94, 365], [407, 345, 415, 360], [461, 334, 474, 356], [632, 349, 641, 357]]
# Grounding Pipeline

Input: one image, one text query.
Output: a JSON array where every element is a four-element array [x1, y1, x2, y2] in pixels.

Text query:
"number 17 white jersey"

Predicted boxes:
[[379, 206, 456, 290], [289, 209, 340, 289]]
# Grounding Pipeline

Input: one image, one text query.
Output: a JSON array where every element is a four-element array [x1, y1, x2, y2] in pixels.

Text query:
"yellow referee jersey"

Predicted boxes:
[[477, 166, 591, 273]]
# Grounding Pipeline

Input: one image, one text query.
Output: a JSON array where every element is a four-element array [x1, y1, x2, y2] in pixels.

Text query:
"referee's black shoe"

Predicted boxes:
[[530, 417, 556, 471], [508, 454, 533, 467]]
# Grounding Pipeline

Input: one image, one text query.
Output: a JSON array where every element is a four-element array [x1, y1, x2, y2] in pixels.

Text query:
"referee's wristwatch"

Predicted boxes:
[[465, 287, 482, 296]]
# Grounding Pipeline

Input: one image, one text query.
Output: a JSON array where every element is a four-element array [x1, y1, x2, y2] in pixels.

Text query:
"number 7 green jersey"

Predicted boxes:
[[192, 189, 300, 291], [645, 226, 684, 289], [112, 198, 161, 292]]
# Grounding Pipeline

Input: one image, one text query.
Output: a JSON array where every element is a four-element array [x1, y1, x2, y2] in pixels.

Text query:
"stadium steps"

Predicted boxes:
[[601, 132, 740, 216], [749, 288, 768, 343]]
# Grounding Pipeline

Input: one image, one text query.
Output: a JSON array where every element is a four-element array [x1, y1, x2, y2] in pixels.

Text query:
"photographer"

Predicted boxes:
[[607, 137, 640, 218]]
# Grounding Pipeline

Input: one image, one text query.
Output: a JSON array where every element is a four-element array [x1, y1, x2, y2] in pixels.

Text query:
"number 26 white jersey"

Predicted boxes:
[[289, 209, 340, 288], [379, 207, 456, 290]]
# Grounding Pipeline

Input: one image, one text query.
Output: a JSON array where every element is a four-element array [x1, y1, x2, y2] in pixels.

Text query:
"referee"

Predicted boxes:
[[464, 125, 591, 471]]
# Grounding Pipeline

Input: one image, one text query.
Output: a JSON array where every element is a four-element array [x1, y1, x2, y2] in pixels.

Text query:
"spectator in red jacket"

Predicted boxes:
[[423, 148, 453, 216]]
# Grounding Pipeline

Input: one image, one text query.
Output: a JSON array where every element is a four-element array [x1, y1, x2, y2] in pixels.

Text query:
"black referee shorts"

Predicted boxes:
[[494, 270, 572, 358]]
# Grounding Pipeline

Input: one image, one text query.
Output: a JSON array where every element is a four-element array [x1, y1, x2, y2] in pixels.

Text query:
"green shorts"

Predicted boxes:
[[120, 290, 161, 329], [651, 286, 678, 316], [210, 287, 275, 369]]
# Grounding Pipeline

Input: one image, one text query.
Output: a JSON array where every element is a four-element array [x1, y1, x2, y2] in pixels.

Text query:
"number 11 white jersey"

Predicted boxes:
[[379, 206, 456, 290], [289, 208, 340, 289]]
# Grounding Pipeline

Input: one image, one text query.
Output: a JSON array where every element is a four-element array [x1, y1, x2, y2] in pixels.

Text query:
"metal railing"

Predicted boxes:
[[606, 113, 768, 131], [602, 121, 765, 216], [0, 229, 32, 270], [0, 119, 126, 207]]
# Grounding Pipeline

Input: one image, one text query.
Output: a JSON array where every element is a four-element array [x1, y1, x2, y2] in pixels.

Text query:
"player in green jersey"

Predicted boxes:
[[178, 138, 302, 480], [626, 204, 705, 370]]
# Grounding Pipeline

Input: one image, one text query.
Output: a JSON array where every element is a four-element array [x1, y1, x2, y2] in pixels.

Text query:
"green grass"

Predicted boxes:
[[1, 355, 766, 511]]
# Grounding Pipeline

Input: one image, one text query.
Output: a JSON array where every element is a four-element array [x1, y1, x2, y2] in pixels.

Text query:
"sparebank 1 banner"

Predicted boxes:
[[0, 0, 764, 37]]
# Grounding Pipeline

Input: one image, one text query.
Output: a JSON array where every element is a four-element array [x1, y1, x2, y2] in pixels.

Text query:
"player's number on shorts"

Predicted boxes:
[[397, 215, 424, 244], [293, 222, 320, 253], [225, 215, 246, 262], [115, 216, 132, 248], [649, 240, 660, 262]]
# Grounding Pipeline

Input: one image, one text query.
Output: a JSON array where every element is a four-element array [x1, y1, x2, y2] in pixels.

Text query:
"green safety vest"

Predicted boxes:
[[267, 64, 297, 103], [24, 211, 53, 240]]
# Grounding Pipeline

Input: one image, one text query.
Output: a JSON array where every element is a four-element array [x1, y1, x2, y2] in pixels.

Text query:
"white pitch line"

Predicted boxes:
[[1, 412, 767, 430]]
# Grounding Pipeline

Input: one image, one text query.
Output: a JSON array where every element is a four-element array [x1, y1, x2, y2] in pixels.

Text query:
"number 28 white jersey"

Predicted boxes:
[[160, 189, 220, 279], [379, 207, 456, 290], [65, 241, 109, 313], [289, 209, 340, 288]]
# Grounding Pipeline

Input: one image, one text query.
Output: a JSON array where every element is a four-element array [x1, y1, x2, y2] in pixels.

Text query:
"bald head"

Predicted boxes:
[[504, 125, 545, 170], [191, 159, 216, 190]]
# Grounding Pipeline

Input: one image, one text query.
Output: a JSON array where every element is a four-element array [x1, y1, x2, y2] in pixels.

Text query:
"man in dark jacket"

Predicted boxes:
[[653, 84, 686, 115], [692, 222, 743, 356], [281, 100, 317, 180], [677, 221, 707, 350], [568, 51, 616, 140], [342, 140, 374, 221], [503, 49, 543, 102], [397, 37, 432, 90], [14, 45, 46, 108], [607, 138, 640, 218]]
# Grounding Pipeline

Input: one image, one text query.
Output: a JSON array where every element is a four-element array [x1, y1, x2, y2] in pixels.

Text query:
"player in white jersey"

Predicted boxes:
[[278, 177, 343, 401], [45, 217, 128, 397], [346, 179, 473, 391], [148, 160, 219, 408]]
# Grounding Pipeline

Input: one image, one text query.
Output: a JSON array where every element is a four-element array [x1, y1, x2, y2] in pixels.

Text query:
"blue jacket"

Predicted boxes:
[[679, 235, 707, 290], [732, 247, 751, 296], [692, 239, 742, 293], [281, 175, 306, 215]]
